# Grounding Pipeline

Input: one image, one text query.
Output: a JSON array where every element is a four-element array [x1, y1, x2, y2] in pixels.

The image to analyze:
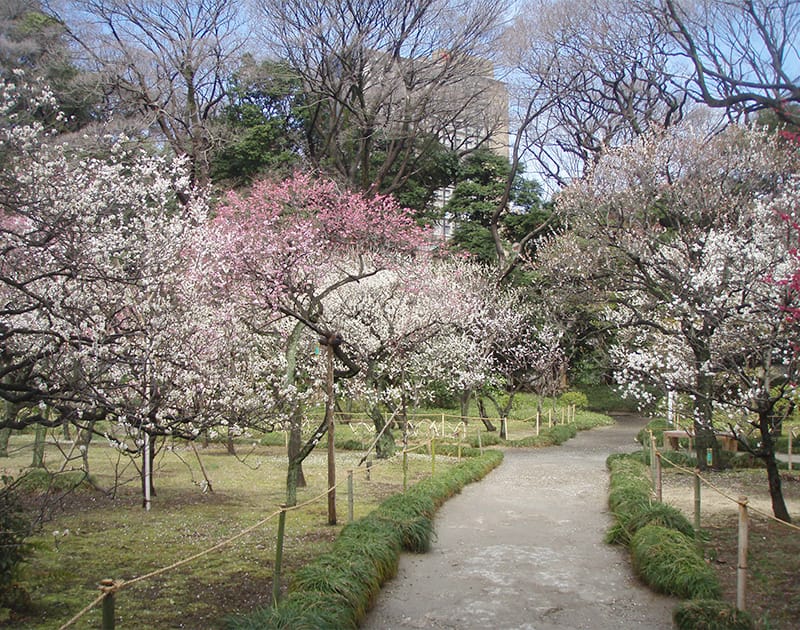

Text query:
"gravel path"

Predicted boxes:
[[361, 414, 677, 629]]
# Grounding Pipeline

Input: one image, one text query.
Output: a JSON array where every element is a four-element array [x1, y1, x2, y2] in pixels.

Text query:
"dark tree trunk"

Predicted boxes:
[[755, 409, 791, 522], [77, 422, 94, 473], [226, 426, 236, 455], [287, 410, 307, 489], [0, 427, 10, 457], [692, 346, 720, 471], [370, 406, 396, 459], [31, 424, 46, 468], [285, 322, 306, 489], [476, 397, 497, 432], [459, 389, 471, 422]]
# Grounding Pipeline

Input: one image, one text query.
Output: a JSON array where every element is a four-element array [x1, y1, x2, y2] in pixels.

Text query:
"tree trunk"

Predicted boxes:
[[370, 406, 396, 459], [755, 409, 791, 522], [476, 397, 497, 432], [0, 427, 10, 457], [459, 389, 472, 422], [77, 422, 94, 474], [692, 346, 720, 471], [765, 454, 791, 522], [285, 322, 306, 488], [141, 434, 157, 507], [31, 424, 46, 468], [285, 416, 331, 507], [287, 417, 307, 488], [226, 426, 236, 455], [286, 457, 301, 507]]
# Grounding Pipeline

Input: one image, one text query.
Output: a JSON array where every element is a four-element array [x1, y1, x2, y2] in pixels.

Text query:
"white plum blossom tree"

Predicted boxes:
[[0, 73, 231, 504], [545, 121, 800, 518]]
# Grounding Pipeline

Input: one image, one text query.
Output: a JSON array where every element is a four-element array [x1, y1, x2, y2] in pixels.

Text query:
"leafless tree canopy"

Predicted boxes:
[[506, 0, 691, 188], [654, 0, 800, 125], [46, 0, 249, 186], [255, 0, 511, 193]]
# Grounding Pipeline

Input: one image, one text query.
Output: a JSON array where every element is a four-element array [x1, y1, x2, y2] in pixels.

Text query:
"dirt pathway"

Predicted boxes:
[[361, 414, 677, 629]]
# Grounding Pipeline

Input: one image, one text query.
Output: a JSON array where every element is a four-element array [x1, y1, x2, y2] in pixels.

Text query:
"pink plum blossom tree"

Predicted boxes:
[[207, 173, 429, 504]]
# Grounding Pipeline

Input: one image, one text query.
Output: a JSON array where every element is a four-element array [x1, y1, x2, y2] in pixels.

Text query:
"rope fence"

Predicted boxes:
[[56, 424, 472, 629], [648, 431, 800, 612]]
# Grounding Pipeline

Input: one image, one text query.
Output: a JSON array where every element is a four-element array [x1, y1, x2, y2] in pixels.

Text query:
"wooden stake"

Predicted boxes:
[[694, 471, 701, 534], [737, 496, 749, 611], [99, 579, 116, 630], [273, 507, 287, 606], [655, 453, 662, 502], [347, 470, 354, 523], [322, 342, 337, 526]]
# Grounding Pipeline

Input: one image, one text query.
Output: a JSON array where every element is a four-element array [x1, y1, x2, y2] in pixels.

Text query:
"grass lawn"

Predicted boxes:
[[1, 392, 608, 628], [2, 437, 454, 629]]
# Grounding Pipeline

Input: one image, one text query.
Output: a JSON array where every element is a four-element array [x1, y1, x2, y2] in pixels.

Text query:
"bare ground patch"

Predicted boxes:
[[662, 468, 800, 629]]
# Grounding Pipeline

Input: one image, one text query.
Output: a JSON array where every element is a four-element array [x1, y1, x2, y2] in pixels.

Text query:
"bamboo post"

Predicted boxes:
[[536, 411, 540, 436], [324, 343, 336, 526], [789, 429, 794, 472], [99, 579, 116, 630], [347, 470, 354, 523], [655, 452, 662, 502], [694, 471, 701, 534], [431, 437, 436, 475], [441, 413, 445, 437], [273, 507, 287, 606], [457, 427, 462, 461], [649, 430, 656, 486], [548, 410, 552, 427], [737, 496, 749, 611], [403, 450, 408, 491]]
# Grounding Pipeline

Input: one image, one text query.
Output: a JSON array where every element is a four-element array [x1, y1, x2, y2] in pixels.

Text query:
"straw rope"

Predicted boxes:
[[656, 448, 800, 533]]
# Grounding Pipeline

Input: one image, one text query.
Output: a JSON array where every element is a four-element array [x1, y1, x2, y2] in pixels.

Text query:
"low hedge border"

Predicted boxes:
[[606, 453, 754, 629], [506, 410, 615, 448], [227, 449, 503, 630]]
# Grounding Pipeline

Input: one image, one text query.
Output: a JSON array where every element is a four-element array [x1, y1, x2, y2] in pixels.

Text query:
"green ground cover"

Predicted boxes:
[[0, 391, 612, 628]]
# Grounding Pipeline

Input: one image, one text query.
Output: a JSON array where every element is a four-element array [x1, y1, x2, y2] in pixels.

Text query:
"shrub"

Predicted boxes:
[[469, 431, 501, 448], [13, 469, 95, 494], [630, 525, 721, 600], [673, 599, 754, 630], [0, 477, 33, 612], [605, 455, 694, 545], [634, 449, 697, 469], [572, 411, 615, 431], [511, 424, 577, 447], [228, 449, 504, 629], [558, 391, 589, 410], [337, 438, 368, 451], [636, 418, 670, 447]]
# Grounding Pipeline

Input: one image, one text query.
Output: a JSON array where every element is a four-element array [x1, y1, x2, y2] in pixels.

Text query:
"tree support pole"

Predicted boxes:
[[737, 496, 749, 611], [273, 507, 287, 606], [694, 471, 701, 534]]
